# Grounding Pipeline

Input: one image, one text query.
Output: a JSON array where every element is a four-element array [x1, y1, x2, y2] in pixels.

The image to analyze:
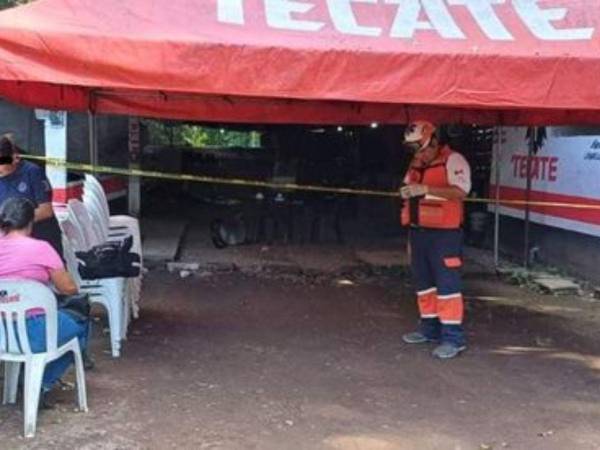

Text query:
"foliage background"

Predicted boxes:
[[145, 121, 261, 149]]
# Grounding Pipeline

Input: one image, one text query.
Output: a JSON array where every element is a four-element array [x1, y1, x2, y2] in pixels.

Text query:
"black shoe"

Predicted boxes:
[[39, 390, 55, 410], [82, 352, 95, 371]]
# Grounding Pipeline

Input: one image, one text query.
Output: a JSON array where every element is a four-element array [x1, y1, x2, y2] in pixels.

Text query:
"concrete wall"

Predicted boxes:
[[498, 215, 600, 282], [67, 112, 129, 167]]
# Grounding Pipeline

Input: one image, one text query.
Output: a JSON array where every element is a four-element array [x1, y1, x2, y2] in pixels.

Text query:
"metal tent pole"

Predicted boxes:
[[88, 110, 98, 171], [493, 126, 502, 269], [523, 127, 535, 269]]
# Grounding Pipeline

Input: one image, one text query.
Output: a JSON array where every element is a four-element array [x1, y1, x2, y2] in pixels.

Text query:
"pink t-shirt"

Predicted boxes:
[[0, 235, 63, 282], [0, 235, 64, 317]]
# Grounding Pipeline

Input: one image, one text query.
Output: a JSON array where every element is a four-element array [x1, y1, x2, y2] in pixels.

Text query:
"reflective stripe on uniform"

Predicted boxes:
[[417, 287, 437, 296], [417, 289, 438, 319], [437, 293, 464, 324], [437, 293, 462, 300], [440, 319, 462, 325]]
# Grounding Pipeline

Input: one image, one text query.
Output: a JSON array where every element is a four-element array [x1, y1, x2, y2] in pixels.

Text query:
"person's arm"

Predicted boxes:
[[37, 240, 78, 295], [401, 184, 466, 200], [401, 153, 471, 200], [34, 202, 54, 222], [49, 269, 79, 296], [29, 163, 55, 222], [427, 185, 468, 200]]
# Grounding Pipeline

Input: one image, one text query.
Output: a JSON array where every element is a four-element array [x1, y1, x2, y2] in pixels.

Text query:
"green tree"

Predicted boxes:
[[181, 126, 210, 148], [145, 120, 260, 149]]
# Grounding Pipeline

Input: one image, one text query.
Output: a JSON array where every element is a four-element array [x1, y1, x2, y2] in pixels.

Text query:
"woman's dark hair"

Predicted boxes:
[[0, 197, 35, 233]]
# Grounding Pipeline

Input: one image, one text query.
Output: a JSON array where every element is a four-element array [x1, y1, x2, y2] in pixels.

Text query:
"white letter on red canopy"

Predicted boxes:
[[264, 0, 324, 31], [386, 0, 465, 39], [327, 0, 382, 37], [513, 0, 594, 41], [448, 0, 513, 40], [218, 0, 245, 25]]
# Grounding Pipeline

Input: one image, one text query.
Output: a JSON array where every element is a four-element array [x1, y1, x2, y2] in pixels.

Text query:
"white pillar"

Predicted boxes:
[[35, 110, 68, 203]]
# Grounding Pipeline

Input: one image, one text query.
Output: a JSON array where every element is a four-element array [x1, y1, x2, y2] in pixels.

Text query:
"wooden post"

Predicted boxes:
[[128, 117, 142, 217]]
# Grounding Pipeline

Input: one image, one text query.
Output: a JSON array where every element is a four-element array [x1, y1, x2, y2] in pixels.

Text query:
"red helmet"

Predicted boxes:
[[404, 120, 437, 151]]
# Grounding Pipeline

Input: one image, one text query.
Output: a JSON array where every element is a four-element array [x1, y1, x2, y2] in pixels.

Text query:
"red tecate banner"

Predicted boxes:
[[0, 0, 599, 124]]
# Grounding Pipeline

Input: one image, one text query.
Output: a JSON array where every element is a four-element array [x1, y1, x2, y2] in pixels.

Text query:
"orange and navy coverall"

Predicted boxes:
[[402, 146, 471, 347]]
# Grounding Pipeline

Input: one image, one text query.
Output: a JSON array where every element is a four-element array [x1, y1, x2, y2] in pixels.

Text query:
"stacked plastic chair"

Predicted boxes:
[[81, 174, 143, 319], [60, 209, 129, 358]]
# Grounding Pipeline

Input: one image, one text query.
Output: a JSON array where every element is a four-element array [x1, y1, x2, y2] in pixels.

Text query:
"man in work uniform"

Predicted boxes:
[[400, 121, 471, 359], [0, 134, 63, 257]]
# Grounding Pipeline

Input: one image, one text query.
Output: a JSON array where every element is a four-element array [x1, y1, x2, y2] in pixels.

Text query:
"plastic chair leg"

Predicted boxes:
[[131, 280, 141, 320], [122, 281, 132, 340], [23, 356, 45, 438], [3, 361, 21, 404], [106, 302, 122, 358], [71, 345, 88, 412]]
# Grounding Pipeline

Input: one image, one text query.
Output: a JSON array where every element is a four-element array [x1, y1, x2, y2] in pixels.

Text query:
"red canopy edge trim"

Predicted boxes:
[[92, 90, 600, 126], [3, 81, 600, 126]]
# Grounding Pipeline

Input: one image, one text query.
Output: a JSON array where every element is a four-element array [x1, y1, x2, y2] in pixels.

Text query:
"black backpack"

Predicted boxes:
[[76, 235, 141, 279]]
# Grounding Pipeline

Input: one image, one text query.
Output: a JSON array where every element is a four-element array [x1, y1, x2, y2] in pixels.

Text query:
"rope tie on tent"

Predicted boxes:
[[21, 154, 600, 211]]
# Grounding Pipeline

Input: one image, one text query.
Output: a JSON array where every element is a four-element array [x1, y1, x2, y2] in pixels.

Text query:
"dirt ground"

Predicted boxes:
[[1, 248, 600, 449]]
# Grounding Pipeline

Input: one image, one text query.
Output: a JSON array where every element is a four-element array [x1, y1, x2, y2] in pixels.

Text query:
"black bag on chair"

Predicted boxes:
[[76, 235, 141, 280]]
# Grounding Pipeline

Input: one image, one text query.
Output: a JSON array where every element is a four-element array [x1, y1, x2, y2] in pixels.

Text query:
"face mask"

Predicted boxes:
[[404, 142, 422, 153]]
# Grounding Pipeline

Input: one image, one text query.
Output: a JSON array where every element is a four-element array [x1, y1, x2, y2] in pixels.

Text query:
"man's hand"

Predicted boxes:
[[400, 184, 428, 199], [34, 202, 55, 222]]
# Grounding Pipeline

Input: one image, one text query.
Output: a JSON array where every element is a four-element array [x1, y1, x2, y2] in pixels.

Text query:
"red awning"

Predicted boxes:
[[0, 0, 599, 125]]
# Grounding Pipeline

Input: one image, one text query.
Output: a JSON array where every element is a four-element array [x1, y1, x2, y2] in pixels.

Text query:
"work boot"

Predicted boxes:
[[402, 331, 434, 344], [432, 343, 466, 359]]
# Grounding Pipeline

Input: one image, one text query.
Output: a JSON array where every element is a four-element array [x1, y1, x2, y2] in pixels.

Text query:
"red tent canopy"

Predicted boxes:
[[0, 0, 599, 125]]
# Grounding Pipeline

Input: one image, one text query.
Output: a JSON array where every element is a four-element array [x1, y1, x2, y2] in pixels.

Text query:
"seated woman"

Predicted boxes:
[[0, 197, 91, 407]]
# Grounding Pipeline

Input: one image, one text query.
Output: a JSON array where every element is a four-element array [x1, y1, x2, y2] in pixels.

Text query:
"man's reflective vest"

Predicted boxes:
[[401, 146, 464, 229]]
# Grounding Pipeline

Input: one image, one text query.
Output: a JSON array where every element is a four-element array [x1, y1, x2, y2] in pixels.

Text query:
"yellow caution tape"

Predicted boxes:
[[21, 154, 600, 211]]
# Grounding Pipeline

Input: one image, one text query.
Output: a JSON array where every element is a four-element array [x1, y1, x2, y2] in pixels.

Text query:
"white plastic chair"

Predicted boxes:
[[0, 280, 88, 438], [82, 192, 128, 241], [81, 192, 143, 309], [59, 223, 129, 358], [66, 199, 136, 336], [58, 217, 87, 253], [81, 180, 144, 320], [82, 194, 143, 321], [83, 175, 142, 252], [67, 200, 103, 248]]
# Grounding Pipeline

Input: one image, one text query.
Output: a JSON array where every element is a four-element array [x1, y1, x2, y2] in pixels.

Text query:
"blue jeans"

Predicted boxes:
[[26, 311, 89, 391]]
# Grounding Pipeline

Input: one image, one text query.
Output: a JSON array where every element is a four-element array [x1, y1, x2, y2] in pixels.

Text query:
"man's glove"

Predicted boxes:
[[400, 184, 428, 199]]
